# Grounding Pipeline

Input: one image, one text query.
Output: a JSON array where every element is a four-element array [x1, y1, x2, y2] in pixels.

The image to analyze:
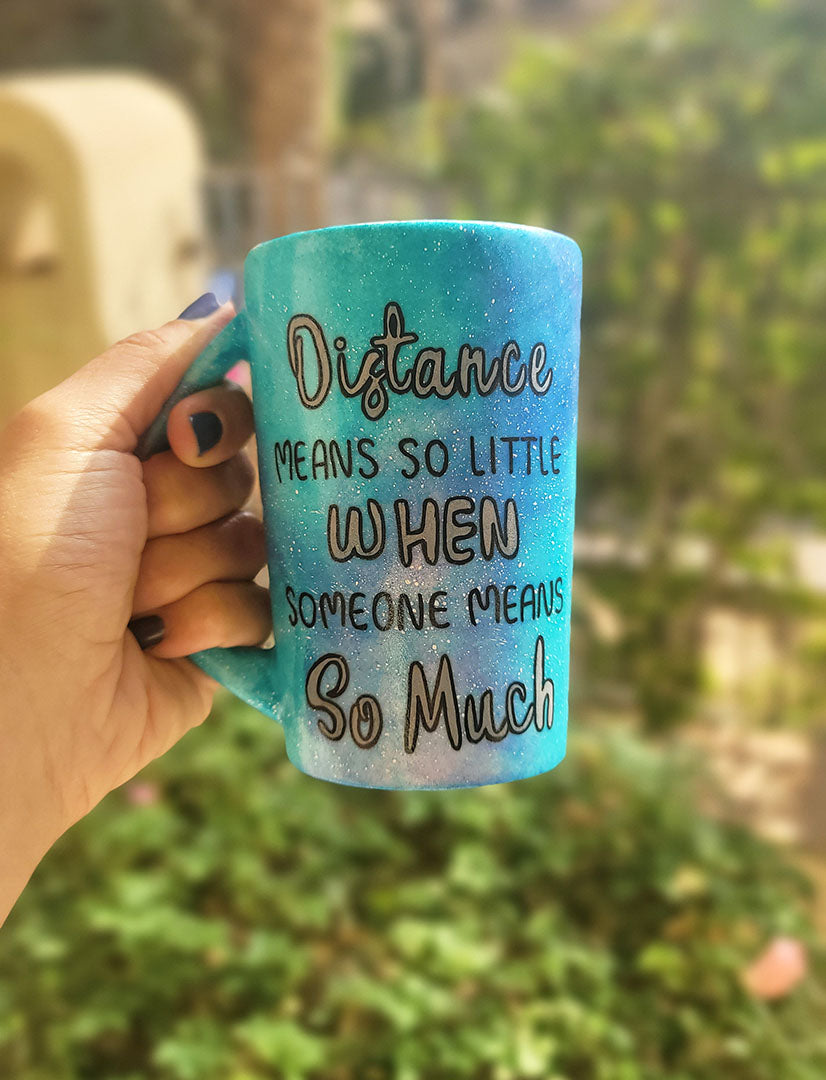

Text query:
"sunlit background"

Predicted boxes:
[[2, 1, 826, 1076]]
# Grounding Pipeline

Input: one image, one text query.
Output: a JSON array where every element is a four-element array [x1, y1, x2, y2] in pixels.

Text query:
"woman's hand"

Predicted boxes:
[[0, 296, 270, 923]]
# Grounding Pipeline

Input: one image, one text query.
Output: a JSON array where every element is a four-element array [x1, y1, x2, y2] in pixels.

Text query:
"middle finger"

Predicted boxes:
[[143, 450, 255, 538]]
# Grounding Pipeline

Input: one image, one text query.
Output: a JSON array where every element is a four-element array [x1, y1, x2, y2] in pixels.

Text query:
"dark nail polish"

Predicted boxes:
[[178, 292, 220, 320], [128, 615, 165, 651], [190, 411, 223, 456]]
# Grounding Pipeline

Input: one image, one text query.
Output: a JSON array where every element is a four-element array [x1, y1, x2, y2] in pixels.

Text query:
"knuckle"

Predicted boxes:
[[2, 393, 76, 451], [116, 324, 181, 358], [193, 586, 230, 645], [250, 595, 274, 645], [147, 503, 179, 538], [224, 453, 256, 504], [141, 450, 173, 494], [4, 399, 47, 443], [228, 511, 267, 562], [191, 582, 269, 649], [137, 538, 180, 606], [251, 584, 273, 620], [231, 508, 262, 532], [144, 461, 188, 534]]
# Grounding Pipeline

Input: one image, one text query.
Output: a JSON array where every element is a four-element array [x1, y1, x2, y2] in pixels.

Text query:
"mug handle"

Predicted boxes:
[[134, 311, 279, 721]]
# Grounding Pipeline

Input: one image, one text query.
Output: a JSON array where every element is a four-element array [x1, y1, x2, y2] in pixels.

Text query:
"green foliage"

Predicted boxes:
[[3, 6, 825, 1077], [1, 700, 824, 1079], [440, 0, 826, 728]]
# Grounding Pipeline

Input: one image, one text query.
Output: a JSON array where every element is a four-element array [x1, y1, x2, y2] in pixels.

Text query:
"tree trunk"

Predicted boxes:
[[241, 0, 327, 239]]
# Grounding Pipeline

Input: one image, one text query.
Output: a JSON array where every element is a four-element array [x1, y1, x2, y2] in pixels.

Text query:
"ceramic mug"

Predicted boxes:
[[137, 220, 582, 789]]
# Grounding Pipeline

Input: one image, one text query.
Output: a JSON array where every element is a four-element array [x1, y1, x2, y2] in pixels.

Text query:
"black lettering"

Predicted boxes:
[[319, 591, 346, 628], [520, 583, 537, 622], [298, 591, 317, 627], [503, 584, 518, 624], [357, 437, 379, 479], [372, 302, 417, 393], [443, 497, 477, 565], [372, 592, 395, 631], [405, 655, 462, 754], [521, 436, 537, 475], [467, 584, 501, 626], [349, 696, 383, 749], [311, 439, 329, 480], [294, 441, 308, 481], [538, 581, 554, 618], [328, 501, 386, 562], [397, 592, 425, 631], [501, 342, 527, 395], [395, 498, 440, 568], [500, 436, 518, 474], [274, 440, 292, 483], [398, 438, 420, 479], [479, 497, 520, 560], [285, 585, 298, 626], [550, 435, 561, 475], [430, 591, 449, 629], [287, 314, 331, 408], [306, 654, 349, 740], [506, 682, 531, 733], [469, 436, 485, 476], [349, 592, 368, 631], [424, 440, 449, 477], [330, 439, 354, 479], [529, 343, 552, 395]]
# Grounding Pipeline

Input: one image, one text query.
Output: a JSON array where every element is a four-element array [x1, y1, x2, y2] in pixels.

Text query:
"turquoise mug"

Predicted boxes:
[[138, 221, 582, 789]]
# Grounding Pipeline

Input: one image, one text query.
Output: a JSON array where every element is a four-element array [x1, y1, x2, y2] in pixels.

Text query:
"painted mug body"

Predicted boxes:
[[140, 221, 582, 789]]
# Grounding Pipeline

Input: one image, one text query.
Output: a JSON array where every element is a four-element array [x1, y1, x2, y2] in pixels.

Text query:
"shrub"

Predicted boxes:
[[1, 698, 824, 1079]]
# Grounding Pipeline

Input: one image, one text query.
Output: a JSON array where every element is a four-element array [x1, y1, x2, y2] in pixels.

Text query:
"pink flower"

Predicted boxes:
[[741, 936, 808, 1000], [125, 781, 160, 807]]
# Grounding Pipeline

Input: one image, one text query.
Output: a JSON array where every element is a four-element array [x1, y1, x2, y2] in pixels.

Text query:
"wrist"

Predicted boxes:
[[0, 710, 67, 925], [0, 786, 63, 925]]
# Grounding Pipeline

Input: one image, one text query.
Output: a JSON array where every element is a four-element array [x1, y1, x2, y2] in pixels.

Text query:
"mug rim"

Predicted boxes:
[[248, 219, 581, 261]]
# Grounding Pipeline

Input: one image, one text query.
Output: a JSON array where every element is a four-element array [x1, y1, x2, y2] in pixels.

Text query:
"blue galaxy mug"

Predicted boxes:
[[138, 221, 581, 789]]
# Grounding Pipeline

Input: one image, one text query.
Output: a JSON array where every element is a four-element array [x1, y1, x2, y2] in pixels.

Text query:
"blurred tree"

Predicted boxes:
[[236, 0, 328, 236], [339, 0, 424, 121], [441, 0, 826, 728]]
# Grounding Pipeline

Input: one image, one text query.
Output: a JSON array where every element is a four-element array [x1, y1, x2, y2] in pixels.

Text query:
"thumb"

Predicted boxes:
[[49, 301, 235, 453]]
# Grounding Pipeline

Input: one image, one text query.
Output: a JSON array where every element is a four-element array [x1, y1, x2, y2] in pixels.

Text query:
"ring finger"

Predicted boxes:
[[132, 510, 267, 615]]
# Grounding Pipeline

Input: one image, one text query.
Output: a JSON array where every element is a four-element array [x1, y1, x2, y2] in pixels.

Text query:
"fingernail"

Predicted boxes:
[[190, 411, 223, 456], [128, 615, 165, 651], [178, 292, 220, 320]]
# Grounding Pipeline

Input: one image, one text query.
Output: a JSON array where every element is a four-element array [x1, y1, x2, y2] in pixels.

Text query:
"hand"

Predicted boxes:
[[0, 297, 271, 923]]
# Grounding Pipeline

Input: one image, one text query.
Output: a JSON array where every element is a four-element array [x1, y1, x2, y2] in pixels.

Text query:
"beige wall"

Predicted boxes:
[[0, 72, 206, 423]]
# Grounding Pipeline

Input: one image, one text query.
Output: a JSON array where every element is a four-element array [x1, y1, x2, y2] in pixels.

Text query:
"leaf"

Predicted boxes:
[[234, 1017, 325, 1078]]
